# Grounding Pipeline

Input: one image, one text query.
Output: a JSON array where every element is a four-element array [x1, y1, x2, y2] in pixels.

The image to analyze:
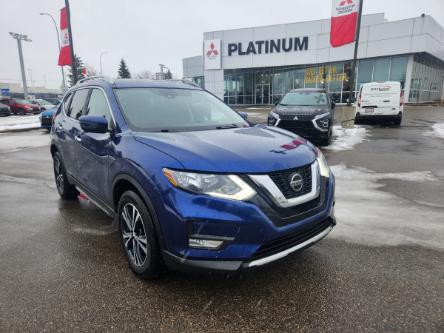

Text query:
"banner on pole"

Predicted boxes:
[[330, 0, 360, 47], [58, 7, 72, 66]]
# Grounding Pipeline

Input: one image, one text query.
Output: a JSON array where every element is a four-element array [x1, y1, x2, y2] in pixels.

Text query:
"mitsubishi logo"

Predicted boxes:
[[293, 116, 299, 120], [289, 173, 304, 192], [339, 0, 353, 5], [206, 42, 219, 59]]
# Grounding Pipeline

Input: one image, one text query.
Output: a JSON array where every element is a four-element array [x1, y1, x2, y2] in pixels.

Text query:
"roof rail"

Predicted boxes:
[[165, 78, 200, 88], [76, 76, 114, 85]]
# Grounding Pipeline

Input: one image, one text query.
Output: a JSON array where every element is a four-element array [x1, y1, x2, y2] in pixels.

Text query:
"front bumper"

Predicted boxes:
[[158, 173, 335, 272], [163, 216, 335, 272]]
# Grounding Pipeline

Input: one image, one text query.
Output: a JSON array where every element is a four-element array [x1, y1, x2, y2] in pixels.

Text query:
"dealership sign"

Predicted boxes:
[[228, 37, 309, 56], [204, 39, 221, 70]]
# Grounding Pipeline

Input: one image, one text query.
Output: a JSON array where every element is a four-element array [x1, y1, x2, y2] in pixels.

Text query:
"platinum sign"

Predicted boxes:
[[228, 37, 309, 56]]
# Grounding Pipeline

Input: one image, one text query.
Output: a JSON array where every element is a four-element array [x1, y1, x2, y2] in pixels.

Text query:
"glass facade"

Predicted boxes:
[[223, 56, 410, 105], [192, 76, 205, 88], [409, 55, 444, 102]]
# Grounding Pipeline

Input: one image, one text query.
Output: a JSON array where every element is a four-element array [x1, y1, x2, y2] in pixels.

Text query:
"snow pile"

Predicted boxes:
[[424, 123, 444, 139], [329, 164, 444, 250], [324, 125, 369, 151], [0, 131, 49, 153], [0, 115, 40, 132]]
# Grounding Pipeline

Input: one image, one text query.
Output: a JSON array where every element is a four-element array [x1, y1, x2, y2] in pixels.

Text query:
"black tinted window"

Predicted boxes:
[[67, 89, 89, 120], [86, 89, 113, 128]]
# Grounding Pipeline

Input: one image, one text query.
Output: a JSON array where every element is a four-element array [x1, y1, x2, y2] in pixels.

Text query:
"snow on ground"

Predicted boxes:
[[330, 164, 444, 250], [424, 123, 444, 139], [324, 125, 369, 152], [0, 115, 40, 132], [0, 131, 49, 153]]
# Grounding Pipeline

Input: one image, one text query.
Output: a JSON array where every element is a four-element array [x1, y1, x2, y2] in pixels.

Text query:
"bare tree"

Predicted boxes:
[[135, 70, 154, 79]]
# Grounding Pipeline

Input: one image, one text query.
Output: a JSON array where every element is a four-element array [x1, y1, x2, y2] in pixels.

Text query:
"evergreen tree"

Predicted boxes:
[[118, 59, 131, 78], [164, 69, 173, 80], [67, 54, 85, 87]]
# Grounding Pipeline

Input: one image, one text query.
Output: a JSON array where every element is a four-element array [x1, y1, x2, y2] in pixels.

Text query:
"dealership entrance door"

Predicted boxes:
[[255, 84, 270, 104]]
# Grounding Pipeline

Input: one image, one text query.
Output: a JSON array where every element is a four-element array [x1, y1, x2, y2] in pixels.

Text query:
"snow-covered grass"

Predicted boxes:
[[330, 164, 444, 250], [0, 115, 40, 132], [424, 123, 444, 139], [323, 125, 369, 151]]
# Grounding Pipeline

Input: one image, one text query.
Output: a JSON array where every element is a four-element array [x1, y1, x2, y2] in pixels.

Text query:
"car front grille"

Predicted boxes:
[[251, 218, 333, 260], [268, 164, 312, 199], [278, 120, 314, 129]]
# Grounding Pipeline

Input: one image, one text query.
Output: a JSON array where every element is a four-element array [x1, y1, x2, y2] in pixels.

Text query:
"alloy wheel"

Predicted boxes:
[[121, 203, 148, 267], [54, 156, 64, 194]]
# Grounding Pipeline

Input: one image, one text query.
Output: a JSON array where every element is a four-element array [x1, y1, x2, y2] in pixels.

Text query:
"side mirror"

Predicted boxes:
[[238, 111, 248, 121], [331, 101, 336, 109], [79, 115, 108, 133]]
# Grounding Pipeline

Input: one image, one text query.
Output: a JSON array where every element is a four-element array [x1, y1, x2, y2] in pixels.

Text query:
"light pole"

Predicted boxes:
[[40, 12, 67, 90], [100, 51, 109, 75], [9, 32, 31, 99]]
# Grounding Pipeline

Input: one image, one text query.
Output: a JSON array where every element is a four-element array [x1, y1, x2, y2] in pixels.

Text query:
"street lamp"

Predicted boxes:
[[9, 32, 32, 99], [99, 51, 109, 75], [40, 12, 67, 90]]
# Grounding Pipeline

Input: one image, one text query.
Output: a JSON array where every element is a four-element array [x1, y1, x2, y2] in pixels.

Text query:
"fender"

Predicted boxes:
[[112, 173, 165, 249]]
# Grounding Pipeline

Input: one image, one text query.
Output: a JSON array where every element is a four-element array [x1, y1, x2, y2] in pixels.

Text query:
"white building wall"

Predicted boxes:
[[183, 13, 444, 98]]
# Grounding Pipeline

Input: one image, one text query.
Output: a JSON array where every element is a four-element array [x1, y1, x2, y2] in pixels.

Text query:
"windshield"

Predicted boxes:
[[15, 99, 31, 104], [114, 88, 248, 132], [280, 91, 328, 106]]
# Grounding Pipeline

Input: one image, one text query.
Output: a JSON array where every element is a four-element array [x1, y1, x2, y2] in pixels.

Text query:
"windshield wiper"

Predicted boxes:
[[215, 124, 240, 129], [279, 103, 288, 106]]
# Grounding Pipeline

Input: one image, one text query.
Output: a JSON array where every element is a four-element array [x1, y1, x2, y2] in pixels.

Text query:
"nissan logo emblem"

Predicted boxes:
[[289, 173, 303, 192]]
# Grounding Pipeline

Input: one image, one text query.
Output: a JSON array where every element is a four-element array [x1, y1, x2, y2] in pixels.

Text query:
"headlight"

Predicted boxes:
[[315, 148, 330, 177], [162, 168, 256, 201]]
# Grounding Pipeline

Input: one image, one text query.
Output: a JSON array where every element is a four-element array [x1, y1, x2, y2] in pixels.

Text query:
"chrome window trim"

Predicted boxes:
[[246, 225, 333, 267], [248, 161, 320, 208], [62, 86, 117, 129]]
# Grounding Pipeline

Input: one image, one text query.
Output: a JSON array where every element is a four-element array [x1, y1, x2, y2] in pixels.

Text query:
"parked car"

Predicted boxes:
[[355, 81, 403, 126], [268, 89, 335, 146], [0, 102, 11, 117], [42, 97, 62, 106], [51, 78, 335, 279], [31, 98, 56, 111], [39, 107, 57, 131], [0, 98, 41, 115]]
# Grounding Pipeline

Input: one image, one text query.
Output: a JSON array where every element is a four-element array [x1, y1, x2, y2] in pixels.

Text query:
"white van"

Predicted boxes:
[[355, 81, 404, 125]]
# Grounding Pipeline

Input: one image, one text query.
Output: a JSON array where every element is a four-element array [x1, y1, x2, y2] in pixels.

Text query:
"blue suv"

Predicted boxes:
[[50, 78, 335, 279]]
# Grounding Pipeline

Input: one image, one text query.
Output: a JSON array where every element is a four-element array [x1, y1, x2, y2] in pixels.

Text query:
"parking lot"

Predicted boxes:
[[0, 105, 443, 332]]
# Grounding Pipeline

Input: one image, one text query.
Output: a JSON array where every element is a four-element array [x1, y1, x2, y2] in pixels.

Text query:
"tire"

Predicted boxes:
[[319, 130, 332, 147], [393, 115, 402, 127], [53, 152, 79, 199], [118, 190, 164, 279], [18, 108, 25, 116]]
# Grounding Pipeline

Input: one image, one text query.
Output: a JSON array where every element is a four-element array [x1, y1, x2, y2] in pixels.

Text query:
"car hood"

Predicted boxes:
[[134, 126, 316, 173], [273, 104, 331, 117]]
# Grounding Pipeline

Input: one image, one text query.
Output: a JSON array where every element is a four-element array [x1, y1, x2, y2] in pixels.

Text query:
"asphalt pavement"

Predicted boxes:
[[0, 105, 443, 332]]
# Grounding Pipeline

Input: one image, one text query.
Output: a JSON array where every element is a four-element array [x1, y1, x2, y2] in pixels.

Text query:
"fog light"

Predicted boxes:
[[189, 238, 224, 249]]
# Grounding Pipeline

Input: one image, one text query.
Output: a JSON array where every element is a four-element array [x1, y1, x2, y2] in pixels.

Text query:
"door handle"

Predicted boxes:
[[74, 135, 82, 143]]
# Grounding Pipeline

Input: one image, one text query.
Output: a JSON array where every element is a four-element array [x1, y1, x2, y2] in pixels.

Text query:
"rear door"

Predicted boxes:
[[77, 88, 114, 201], [361, 83, 399, 115], [61, 88, 90, 180]]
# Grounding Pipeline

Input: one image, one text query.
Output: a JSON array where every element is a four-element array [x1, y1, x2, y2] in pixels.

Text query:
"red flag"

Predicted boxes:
[[58, 7, 72, 66], [330, 0, 360, 47]]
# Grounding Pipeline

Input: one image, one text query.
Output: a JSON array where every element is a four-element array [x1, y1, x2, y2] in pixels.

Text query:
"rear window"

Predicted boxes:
[[280, 91, 328, 106]]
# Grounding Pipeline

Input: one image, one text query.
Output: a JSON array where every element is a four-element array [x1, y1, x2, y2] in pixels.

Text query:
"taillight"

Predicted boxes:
[[400, 90, 404, 106], [357, 94, 361, 107]]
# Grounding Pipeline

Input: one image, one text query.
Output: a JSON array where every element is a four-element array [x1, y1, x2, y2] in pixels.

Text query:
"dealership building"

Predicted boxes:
[[183, 13, 444, 105]]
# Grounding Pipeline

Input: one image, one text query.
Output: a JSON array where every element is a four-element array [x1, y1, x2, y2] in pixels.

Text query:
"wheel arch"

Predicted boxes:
[[112, 174, 164, 248]]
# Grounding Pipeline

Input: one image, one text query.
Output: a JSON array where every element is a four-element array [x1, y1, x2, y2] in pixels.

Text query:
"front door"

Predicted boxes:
[[77, 88, 113, 201], [255, 84, 270, 104]]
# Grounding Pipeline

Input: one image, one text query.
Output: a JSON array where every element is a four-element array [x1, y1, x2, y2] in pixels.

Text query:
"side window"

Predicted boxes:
[[86, 89, 113, 128], [62, 93, 73, 115], [67, 89, 90, 120]]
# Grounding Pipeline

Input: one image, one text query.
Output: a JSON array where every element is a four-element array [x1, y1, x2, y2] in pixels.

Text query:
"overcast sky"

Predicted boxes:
[[1, 0, 443, 89]]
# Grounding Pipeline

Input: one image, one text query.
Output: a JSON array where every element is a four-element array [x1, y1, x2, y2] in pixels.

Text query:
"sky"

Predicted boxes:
[[1, 0, 443, 89]]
